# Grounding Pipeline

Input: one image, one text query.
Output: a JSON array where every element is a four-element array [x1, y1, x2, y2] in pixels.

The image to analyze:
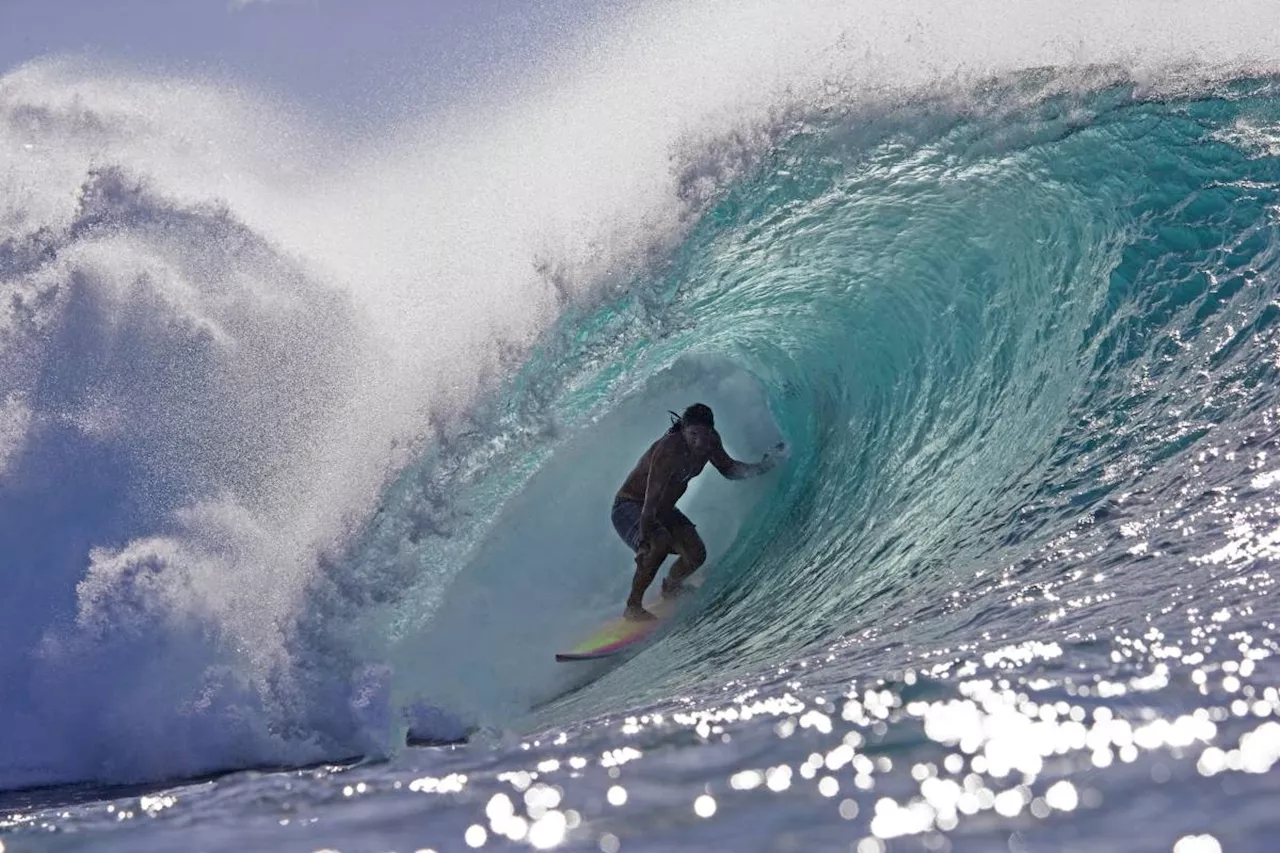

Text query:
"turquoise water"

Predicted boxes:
[[6, 21, 1280, 853]]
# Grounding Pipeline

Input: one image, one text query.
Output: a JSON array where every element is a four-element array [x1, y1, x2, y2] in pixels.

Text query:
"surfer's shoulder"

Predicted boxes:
[[646, 431, 682, 466]]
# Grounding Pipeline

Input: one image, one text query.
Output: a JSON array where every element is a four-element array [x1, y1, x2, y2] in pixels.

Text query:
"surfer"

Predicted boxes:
[[612, 403, 784, 621]]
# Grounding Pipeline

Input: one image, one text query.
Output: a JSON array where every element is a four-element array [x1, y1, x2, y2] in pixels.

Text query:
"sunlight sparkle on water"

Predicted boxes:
[[409, 774, 466, 794], [427, 565, 1280, 852], [528, 810, 567, 849]]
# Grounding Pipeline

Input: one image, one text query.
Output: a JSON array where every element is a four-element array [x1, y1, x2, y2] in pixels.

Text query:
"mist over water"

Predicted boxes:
[[3, 3, 1280, 821]]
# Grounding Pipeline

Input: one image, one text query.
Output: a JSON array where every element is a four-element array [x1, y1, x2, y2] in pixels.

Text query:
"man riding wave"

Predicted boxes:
[[611, 403, 785, 620]]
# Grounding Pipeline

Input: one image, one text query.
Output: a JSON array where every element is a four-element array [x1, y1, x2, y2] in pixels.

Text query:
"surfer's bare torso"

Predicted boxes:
[[614, 428, 734, 512]]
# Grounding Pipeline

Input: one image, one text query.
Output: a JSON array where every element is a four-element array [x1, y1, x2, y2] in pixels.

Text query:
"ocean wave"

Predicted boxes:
[[5, 4, 1280, 791]]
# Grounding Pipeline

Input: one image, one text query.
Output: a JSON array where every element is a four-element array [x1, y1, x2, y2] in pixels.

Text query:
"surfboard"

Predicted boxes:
[[555, 582, 699, 662]]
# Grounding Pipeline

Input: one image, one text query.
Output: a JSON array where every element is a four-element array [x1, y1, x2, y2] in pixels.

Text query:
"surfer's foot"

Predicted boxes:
[[624, 604, 658, 622]]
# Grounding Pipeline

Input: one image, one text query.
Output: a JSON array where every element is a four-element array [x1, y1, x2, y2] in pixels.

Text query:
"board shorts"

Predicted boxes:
[[611, 498, 695, 553]]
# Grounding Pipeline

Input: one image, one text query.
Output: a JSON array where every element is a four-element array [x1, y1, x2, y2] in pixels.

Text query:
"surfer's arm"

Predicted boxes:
[[710, 435, 786, 480]]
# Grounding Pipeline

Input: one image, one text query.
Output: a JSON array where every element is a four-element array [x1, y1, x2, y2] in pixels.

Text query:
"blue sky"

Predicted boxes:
[[0, 0, 610, 121]]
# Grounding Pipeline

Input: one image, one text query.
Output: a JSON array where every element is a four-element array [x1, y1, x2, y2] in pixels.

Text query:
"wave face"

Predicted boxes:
[[4, 2, 1280, 805], [426, 75, 1280, 733]]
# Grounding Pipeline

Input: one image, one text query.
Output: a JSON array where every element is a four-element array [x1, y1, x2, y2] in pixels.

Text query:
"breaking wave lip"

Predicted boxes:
[[6, 0, 1280, 790]]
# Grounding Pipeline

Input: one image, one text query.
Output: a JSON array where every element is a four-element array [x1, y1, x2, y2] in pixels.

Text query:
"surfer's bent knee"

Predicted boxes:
[[688, 540, 706, 567]]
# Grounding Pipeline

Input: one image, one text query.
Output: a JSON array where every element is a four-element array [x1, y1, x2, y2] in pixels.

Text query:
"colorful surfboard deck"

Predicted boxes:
[[555, 582, 699, 662]]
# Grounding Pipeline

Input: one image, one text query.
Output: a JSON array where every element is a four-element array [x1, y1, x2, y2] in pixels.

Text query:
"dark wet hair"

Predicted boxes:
[[667, 403, 715, 433]]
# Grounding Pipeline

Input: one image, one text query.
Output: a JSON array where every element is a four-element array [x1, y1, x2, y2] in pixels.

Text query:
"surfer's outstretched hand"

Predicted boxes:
[[760, 442, 789, 471]]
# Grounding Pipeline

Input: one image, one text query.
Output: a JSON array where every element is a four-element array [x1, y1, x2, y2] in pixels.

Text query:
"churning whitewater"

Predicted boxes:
[[5, 1, 1280, 851]]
